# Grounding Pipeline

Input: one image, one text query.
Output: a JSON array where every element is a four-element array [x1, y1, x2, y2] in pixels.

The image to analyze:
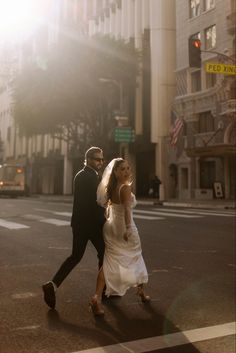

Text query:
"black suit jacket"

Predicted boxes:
[[70, 166, 105, 230]]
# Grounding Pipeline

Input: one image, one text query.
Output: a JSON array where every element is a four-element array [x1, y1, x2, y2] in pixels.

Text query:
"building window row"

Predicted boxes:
[[190, 24, 216, 52], [190, 0, 215, 18], [198, 111, 215, 133], [0, 108, 11, 117], [205, 25, 216, 49]]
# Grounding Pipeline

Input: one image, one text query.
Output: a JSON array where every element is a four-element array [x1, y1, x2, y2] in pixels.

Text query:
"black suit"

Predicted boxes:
[[52, 166, 105, 288]]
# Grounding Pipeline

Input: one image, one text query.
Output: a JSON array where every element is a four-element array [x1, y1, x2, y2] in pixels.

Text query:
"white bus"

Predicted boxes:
[[0, 164, 26, 197]]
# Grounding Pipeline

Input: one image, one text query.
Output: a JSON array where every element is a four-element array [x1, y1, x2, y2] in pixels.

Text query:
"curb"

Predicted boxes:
[[162, 201, 236, 210]]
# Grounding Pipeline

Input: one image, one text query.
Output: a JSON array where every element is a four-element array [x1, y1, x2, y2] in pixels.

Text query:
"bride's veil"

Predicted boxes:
[[97, 159, 117, 207]]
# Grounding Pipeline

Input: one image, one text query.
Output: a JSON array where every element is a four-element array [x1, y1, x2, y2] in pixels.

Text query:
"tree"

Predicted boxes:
[[13, 35, 137, 154]]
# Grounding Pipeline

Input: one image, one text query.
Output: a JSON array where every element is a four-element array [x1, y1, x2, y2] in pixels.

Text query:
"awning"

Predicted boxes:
[[186, 144, 236, 157]]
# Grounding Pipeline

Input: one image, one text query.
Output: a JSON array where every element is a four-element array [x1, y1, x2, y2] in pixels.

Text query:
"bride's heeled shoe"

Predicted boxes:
[[89, 295, 105, 316], [137, 287, 151, 303]]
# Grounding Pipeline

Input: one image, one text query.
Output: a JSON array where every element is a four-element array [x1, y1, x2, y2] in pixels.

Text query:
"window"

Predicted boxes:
[[190, 32, 201, 42], [198, 111, 215, 133], [191, 70, 201, 92], [205, 25, 216, 49], [206, 72, 216, 88], [190, 0, 200, 18], [204, 0, 215, 11]]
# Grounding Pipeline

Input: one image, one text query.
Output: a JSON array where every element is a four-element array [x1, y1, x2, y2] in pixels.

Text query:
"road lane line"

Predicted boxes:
[[133, 210, 202, 218], [39, 218, 70, 226], [23, 214, 44, 220], [189, 208, 236, 215], [151, 208, 235, 217], [54, 211, 72, 217], [71, 322, 235, 353], [0, 218, 29, 230], [133, 215, 164, 220]]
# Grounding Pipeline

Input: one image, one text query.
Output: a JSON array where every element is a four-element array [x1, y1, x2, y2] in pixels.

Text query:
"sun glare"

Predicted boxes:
[[0, 0, 50, 43]]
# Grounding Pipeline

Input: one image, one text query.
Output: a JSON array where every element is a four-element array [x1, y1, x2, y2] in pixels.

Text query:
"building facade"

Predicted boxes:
[[171, 0, 236, 200], [80, 0, 176, 199], [0, 0, 235, 200]]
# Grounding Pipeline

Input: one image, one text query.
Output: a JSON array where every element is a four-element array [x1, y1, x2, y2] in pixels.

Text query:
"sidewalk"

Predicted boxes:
[[32, 195, 236, 210]]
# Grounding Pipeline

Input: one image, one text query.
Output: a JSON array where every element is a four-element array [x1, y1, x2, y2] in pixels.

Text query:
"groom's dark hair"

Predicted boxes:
[[84, 146, 103, 164]]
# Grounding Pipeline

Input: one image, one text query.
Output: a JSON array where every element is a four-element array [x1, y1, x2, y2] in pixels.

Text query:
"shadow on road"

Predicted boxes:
[[46, 298, 201, 353]]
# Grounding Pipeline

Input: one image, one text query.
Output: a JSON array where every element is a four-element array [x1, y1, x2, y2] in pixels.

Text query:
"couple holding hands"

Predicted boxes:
[[42, 147, 150, 316]]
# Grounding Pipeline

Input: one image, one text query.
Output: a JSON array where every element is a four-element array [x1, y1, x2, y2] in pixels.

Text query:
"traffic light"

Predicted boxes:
[[189, 38, 201, 68]]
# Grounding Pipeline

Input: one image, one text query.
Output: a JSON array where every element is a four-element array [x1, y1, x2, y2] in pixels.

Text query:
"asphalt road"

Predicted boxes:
[[0, 197, 235, 353]]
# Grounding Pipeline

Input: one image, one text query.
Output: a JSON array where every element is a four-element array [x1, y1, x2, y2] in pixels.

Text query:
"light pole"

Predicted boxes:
[[99, 77, 129, 158], [99, 78, 124, 113]]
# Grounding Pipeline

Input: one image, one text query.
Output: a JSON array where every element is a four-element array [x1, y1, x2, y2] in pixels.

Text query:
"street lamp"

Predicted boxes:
[[99, 77, 129, 158], [99, 77, 124, 113]]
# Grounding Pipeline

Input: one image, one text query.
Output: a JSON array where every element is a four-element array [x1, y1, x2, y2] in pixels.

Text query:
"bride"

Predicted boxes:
[[90, 158, 150, 316]]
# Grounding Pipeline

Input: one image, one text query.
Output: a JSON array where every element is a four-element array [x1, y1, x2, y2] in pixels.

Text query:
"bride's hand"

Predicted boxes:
[[123, 227, 132, 241]]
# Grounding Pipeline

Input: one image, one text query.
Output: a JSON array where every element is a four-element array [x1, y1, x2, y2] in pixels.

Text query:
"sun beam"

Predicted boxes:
[[0, 0, 51, 43]]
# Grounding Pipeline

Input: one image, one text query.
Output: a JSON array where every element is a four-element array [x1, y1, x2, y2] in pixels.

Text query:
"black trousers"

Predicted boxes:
[[52, 226, 105, 288]]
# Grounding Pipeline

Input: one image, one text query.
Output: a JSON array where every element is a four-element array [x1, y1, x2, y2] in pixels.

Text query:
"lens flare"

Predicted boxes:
[[0, 0, 51, 43]]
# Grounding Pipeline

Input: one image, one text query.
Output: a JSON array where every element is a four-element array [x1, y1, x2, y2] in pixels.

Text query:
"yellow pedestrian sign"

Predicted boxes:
[[205, 63, 236, 75]]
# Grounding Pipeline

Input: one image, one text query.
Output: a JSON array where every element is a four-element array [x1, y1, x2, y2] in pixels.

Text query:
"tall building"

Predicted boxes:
[[80, 0, 176, 199], [1, 0, 235, 201], [171, 0, 236, 200]]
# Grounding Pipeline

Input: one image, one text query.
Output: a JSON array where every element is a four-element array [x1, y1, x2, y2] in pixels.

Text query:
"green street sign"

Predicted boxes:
[[114, 127, 135, 143]]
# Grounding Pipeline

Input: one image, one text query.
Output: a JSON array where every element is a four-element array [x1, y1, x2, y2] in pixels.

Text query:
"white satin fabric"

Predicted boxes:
[[103, 193, 148, 297]]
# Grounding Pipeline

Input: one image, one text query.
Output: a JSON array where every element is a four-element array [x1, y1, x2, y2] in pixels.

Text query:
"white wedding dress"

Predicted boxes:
[[103, 188, 148, 297]]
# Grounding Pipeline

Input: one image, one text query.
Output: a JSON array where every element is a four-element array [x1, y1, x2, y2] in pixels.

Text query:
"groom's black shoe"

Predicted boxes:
[[42, 282, 56, 309]]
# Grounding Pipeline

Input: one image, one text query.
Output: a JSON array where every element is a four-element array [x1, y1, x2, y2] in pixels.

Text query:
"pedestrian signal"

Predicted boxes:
[[189, 38, 201, 68]]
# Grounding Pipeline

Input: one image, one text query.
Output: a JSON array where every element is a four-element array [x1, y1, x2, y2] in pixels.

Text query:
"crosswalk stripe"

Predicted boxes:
[[23, 214, 44, 220], [39, 218, 70, 226], [190, 208, 236, 215], [54, 211, 72, 217], [1, 207, 233, 231], [134, 215, 164, 220], [71, 322, 235, 353], [134, 210, 202, 218], [151, 208, 236, 217], [0, 218, 29, 230]]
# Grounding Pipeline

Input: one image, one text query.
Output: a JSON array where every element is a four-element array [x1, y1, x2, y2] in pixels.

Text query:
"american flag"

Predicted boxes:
[[170, 111, 184, 146]]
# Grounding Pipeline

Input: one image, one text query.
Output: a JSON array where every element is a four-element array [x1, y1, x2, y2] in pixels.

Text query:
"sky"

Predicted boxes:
[[0, 0, 54, 44]]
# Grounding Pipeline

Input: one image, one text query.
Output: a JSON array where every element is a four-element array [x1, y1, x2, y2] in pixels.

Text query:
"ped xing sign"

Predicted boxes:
[[114, 127, 135, 143], [205, 63, 236, 75]]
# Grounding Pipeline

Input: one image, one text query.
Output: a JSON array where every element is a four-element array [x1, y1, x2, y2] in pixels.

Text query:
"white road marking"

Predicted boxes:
[[71, 322, 235, 353], [134, 210, 202, 218], [11, 292, 37, 299], [189, 208, 236, 215], [151, 208, 235, 217], [54, 211, 72, 217], [34, 208, 72, 217], [39, 218, 70, 226], [14, 325, 40, 331], [133, 214, 164, 220], [34, 208, 56, 212], [23, 214, 44, 220], [48, 246, 70, 250], [0, 218, 29, 230]]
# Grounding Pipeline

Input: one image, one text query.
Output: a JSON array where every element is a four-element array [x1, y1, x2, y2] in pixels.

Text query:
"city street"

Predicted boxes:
[[0, 197, 235, 353]]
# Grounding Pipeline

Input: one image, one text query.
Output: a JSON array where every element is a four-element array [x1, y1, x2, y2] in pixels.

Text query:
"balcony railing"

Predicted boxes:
[[220, 99, 236, 116]]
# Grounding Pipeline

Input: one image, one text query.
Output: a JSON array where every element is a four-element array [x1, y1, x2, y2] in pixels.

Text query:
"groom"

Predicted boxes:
[[42, 146, 106, 309]]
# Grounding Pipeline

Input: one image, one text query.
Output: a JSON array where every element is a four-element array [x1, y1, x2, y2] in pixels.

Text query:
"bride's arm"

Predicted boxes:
[[120, 185, 132, 241]]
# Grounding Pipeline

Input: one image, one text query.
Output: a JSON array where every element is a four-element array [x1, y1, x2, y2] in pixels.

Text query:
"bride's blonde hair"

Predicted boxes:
[[106, 158, 132, 201]]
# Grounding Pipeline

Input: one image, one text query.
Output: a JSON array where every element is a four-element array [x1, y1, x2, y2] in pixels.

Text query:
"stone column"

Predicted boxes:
[[150, 0, 176, 200]]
